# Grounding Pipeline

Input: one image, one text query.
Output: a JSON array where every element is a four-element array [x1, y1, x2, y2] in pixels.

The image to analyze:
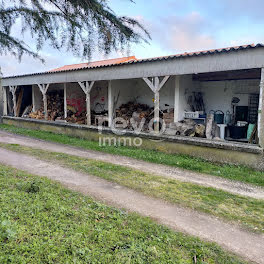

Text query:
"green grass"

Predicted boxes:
[[1, 124, 264, 187], [1, 142, 264, 233], [0, 164, 248, 264]]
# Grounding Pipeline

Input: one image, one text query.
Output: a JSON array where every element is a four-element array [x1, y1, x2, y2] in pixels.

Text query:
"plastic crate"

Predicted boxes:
[[184, 111, 200, 119]]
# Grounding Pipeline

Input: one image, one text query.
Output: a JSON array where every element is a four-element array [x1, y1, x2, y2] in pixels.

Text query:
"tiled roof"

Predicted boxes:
[[135, 44, 261, 63], [3, 43, 264, 78], [49, 56, 137, 72]]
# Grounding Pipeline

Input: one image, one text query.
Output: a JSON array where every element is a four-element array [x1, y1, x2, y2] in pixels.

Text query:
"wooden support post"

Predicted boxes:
[[154, 91, 160, 132], [78, 81, 94, 126], [143, 76, 170, 132], [64, 83, 67, 119], [13, 93, 17, 116], [174, 76, 180, 122], [108, 80, 113, 128], [43, 93, 48, 120], [3, 86, 7, 116], [9, 86, 17, 116], [32, 85, 35, 112], [37, 84, 49, 120], [86, 92, 91, 126], [258, 68, 264, 147]]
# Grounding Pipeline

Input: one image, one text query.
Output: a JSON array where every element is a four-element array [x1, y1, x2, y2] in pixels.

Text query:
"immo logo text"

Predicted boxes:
[[98, 136, 143, 147]]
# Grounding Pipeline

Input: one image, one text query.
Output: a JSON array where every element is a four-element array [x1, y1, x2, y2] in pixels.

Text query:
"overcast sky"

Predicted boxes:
[[1, 0, 264, 77]]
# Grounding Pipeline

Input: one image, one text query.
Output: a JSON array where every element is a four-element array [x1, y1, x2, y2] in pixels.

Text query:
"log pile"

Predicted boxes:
[[29, 109, 45, 119], [47, 93, 64, 121], [115, 101, 153, 129], [29, 92, 64, 121], [66, 105, 86, 124], [165, 119, 206, 137]]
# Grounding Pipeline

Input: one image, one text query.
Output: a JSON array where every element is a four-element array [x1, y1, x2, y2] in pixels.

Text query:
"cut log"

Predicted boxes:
[[195, 124, 205, 137], [184, 128, 195, 137]]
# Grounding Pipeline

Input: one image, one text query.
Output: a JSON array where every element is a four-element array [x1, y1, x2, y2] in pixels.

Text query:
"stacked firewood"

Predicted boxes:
[[165, 119, 205, 137], [29, 93, 64, 121], [47, 93, 64, 121], [115, 101, 153, 129], [29, 108, 45, 119], [66, 106, 86, 124]]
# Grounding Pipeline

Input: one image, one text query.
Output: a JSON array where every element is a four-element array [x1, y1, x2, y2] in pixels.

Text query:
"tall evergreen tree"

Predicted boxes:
[[0, 0, 150, 61]]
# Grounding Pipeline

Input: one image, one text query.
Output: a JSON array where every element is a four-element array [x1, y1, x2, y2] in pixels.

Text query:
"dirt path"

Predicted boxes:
[[0, 130, 263, 199], [0, 147, 263, 263]]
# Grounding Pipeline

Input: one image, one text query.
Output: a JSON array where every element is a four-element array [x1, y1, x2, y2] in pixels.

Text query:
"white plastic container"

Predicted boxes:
[[184, 111, 203, 119]]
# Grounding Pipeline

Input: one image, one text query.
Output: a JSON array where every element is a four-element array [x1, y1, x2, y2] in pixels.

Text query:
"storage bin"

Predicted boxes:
[[210, 110, 224, 124], [229, 125, 247, 139], [184, 111, 203, 119]]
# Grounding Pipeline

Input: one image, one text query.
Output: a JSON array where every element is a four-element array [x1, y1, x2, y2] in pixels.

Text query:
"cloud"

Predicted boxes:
[[140, 12, 216, 54], [134, 0, 264, 55], [161, 12, 216, 52], [145, 0, 264, 54]]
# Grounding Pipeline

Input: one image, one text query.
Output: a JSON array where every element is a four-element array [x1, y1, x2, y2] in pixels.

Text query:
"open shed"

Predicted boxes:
[[1, 44, 264, 169]]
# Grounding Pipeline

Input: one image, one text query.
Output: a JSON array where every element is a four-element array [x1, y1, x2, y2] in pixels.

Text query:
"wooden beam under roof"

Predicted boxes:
[[193, 68, 261, 82]]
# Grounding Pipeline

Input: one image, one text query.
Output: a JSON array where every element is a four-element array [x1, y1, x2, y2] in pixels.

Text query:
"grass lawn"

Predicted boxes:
[[1, 124, 264, 187], [1, 142, 264, 233], [0, 164, 247, 264]]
